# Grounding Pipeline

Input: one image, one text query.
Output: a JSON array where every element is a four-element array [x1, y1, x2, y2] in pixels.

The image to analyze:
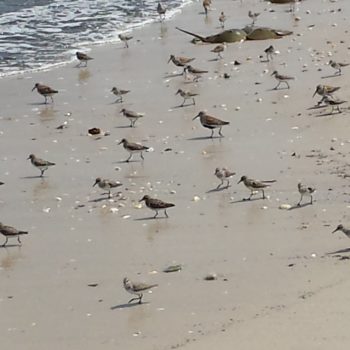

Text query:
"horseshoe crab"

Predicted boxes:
[[176, 27, 246, 43], [243, 26, 293, 40], [176, 26, 292, 43]]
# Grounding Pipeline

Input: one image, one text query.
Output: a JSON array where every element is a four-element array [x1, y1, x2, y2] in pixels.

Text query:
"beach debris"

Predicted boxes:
[[204, 273, 217, 281], [279, 204, 292, 210]]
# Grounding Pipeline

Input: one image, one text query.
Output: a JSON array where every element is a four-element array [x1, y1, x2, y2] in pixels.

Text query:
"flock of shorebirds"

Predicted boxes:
[[2, 0, 350, 305]]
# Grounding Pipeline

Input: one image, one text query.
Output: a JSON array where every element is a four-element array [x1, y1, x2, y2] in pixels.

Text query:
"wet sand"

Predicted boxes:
[[1, 0, 350, 349]]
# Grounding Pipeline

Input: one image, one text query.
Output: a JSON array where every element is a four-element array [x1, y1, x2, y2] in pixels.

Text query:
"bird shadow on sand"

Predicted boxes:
[[187, 136, 223, 141], [321, 74, 340, 79], [231, 197, 265, 204], [20, 175, 46, 179], [110, 301, 149, 310], [134, 216, 168, 221], [314, 111, 341, 117], [164, 72, 183, 79], [208, 58, 221, 62], [267, 87, 290, 92], [206, 185, 230, 194], [0, 244, 21, 249], [288, 202, 312, 210], [307, 104, 326, 110], [115, 125, 134, 129], [28, 102, 52, 106], [325, 247, 350, 255], [171, 103, 195, 109], [88, 196, 111, 203], [115, 159, 141, 164]]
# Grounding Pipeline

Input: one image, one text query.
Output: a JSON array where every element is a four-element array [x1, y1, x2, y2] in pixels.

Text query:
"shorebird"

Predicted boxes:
[[238, 176, 274, 200], [332, 224, 350, 238], [264, 45, 275, 62], [329, 60, 349, 75], [0, 222, 28, 247], [271, 70, 294, 89], [297, 182, 315, 206], [139, 195, 175, 218], [123, 277, 158, 304], [192, 111, 229, 138], [322, 96, 347, 114], [118, 138, 149, 162], [184, 65, 208, 82], [76, 51, 93, 67], [219, 11, 226, 28], [211, 43, 226, 60], [203, 0, 211, 15], [175, 89, 198, 106], [32, 83, 58, 104], [111, 87, 130, 103], [27, 154, 55, 177], [168, 54, 195, 67], [248, 10, 260, 25], [313, 84, 340, 105], [215, 168, 236, 189], [120, 108, 144, 127], [93, 177, 122, 198], [157, 2, 166, 21], [118, 33, 133, 48]]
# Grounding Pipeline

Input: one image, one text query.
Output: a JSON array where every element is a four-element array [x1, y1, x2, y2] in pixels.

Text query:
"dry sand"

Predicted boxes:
[[1, 0, 350, 349]]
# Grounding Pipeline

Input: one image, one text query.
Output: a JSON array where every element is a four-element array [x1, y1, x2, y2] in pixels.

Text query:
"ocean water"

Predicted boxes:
[[0, 0, 191, 77]]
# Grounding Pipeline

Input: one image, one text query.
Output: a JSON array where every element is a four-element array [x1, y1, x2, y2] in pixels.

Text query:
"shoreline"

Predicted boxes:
[[2, 0, 350, 349]]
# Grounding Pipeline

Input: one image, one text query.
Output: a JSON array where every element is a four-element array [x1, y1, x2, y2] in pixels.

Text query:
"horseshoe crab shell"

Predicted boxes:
[[176, 27, 246, 43], [243, 26, 293, 40]]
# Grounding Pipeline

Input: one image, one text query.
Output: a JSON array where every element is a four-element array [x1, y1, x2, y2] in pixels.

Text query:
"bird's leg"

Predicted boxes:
[[17, 236, 21, 244], [138, 294, 143, 304], [337, 106, 342, 114], [226, 179, 230, 188], [128, 297, 139, 304], [44, 96, 48, 104], [248, 191, 253, 200], [219, 127, 224, 137], [165, 209, 169, 218], [108, 190, 112, 199], [126, 153, 132, 162], [274, 82, 280, 90], [262, 189, 266, 199], [310, 195, 313, 205], [210, 129, 214, 138], [40, 169, 44, 177], [51, 95, 54, 103], [2, 237, 8, 247], [297, 194, 302, 206], [181, 98, 185, 107], [140, 152, 144, 160], [153, 210, 159, 219], [192, 98, 195, 105], [285, 81, 290, 89]]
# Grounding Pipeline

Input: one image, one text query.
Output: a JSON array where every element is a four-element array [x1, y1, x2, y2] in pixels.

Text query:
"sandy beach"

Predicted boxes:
[[2, 0, 350, 349]]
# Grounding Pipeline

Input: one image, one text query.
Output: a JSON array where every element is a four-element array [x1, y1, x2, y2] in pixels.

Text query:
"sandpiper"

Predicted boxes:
[[264, 45, 275, 62], [123, 277, 158, 304], [118, 138, 149, 162], [323, 95, 347, 114], [157, 2, 166, 21], [184, 65, 208, 82], [27, 154, 55, 177], [297, 182, 315, 206], [329, 60, 349, 75], [139, 195, 175, 218], [215, 167, 236, 189], [238, 176, 273, 200], [193, 111, 229, 138], [248, 10, 260, 25], [168, 54, 195, 67], [111, 87, 130, 103], [271, 70, 294, 89], [219, 11, 226, 28], [118, 33, 133, 48], [211, 43, 226, 60], [203, 0, 211, 15], [76, 51, 93, 67], [32, 83, 58, 104], [93, 177, 122, 198], [313, 84, 340, 105], [332, 224, 350, 238], [175, 89, 198, 106], [0, 222, 28, 247], [120, 108, 144, 127]]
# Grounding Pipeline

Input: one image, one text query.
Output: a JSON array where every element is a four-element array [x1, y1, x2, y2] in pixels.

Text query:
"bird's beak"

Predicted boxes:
[[175, 91, 179, 95], [118, 140, 123, 145], [139, 198, 144, 202], [192, 113, 200, 121], [167, 57, 172, 63], [27, 156, 31, 160], [31, 86, 36, 91], [332, 228, 339, 234], [312, 89, 317, 97], [93, 181, 98, 187], [237, 179, 242, 184]]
